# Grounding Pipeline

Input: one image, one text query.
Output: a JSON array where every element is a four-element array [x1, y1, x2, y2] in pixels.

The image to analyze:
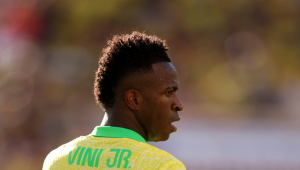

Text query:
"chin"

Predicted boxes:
[[151, 134, 170, 142], [159, 137, 169, 142]]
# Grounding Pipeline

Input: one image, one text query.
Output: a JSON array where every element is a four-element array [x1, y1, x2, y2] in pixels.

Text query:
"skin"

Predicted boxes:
[[101, 62, 184, 142]]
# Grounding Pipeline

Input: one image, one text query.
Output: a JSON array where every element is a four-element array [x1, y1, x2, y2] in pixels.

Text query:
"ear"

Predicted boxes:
[[124, 89, 141, 111]]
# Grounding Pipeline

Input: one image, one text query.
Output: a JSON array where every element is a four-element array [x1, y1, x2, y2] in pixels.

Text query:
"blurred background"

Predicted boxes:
[[0, 0, 300, 169]]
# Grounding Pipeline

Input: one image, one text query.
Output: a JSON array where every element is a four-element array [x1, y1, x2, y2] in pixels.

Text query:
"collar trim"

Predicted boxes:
[[91, 126, 147, 143]]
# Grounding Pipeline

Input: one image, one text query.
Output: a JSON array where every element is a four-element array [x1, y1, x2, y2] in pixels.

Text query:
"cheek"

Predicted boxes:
[[140, 95, 161, 125], [144, 94, 172, 125], [152, 98, 172, 125], [153, 97, 168, 114]]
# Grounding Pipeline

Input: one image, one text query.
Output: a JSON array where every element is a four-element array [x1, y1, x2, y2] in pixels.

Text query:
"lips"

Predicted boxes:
[[171, 124, 177, 132], [171, 117, 180, 132]]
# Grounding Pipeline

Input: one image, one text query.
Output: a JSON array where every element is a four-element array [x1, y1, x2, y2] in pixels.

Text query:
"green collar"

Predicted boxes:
[[91, 126, 147, 143]]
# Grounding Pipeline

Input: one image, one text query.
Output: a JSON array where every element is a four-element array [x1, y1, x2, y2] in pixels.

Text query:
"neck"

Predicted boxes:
[[100, 107, 148, 141]]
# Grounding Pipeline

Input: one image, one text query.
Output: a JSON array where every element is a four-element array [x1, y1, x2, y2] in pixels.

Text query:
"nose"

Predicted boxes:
[[172, 94, 183, 111]]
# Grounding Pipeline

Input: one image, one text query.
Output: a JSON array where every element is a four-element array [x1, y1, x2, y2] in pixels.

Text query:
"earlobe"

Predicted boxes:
[[124, 89, 140, 111]]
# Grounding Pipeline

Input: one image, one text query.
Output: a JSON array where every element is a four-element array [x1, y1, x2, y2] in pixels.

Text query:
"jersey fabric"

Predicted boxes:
[[43, 126, 186, 170]]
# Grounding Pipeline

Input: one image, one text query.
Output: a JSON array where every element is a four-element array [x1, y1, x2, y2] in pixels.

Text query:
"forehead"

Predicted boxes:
[[118, 62, 178, 93], [152, 62, 177, 78], [147, 62, 178, 89]]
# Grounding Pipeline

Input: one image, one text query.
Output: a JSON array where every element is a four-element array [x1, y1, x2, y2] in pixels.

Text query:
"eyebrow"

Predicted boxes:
[[166, 86, 178, 91]]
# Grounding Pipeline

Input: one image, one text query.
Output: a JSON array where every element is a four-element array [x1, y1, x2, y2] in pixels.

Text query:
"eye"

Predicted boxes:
[[166, 90, 172, 95]]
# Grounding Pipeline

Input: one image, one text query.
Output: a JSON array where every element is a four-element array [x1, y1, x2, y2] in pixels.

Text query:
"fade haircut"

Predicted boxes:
[[94, 31, 171, 109]]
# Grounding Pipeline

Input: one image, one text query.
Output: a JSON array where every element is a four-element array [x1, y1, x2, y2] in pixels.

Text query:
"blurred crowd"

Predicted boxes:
[[1, 0, 300, 169]]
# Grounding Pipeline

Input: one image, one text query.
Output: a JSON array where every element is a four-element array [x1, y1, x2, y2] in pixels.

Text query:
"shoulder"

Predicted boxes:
[[42, 136, 84, 170], [137, 143, 186, 170]]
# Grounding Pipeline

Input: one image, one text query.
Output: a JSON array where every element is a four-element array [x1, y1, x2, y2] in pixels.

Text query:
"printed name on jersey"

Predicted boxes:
[[68, 146, 132, 169]]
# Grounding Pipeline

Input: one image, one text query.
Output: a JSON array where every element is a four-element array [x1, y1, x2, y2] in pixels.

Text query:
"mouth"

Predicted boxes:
[[171, 117, 180, 132]]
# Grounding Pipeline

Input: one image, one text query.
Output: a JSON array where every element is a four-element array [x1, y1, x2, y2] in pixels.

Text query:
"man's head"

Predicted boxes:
[[94, 31, 183, 141]]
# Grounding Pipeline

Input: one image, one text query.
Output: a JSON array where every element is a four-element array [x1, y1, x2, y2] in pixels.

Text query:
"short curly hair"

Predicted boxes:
[[94, 31, 171, 109]]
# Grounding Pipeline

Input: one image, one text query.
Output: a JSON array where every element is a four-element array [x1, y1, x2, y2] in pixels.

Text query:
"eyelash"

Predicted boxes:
[[166, 91, 173, 95]]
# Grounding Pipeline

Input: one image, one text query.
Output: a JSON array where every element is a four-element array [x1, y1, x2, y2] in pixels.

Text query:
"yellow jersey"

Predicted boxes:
[[43, 126, 186, 170]]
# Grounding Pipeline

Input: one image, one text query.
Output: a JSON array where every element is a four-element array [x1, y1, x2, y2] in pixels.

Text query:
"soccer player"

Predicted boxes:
[[43, 31, 185, 170]]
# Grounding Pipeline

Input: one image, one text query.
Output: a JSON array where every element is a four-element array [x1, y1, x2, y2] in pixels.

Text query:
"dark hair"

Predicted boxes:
[[94, 31, 171, 109]]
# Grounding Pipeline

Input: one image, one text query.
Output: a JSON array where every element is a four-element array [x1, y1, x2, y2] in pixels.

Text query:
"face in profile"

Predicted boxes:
[[138, 62, 184, 142]]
